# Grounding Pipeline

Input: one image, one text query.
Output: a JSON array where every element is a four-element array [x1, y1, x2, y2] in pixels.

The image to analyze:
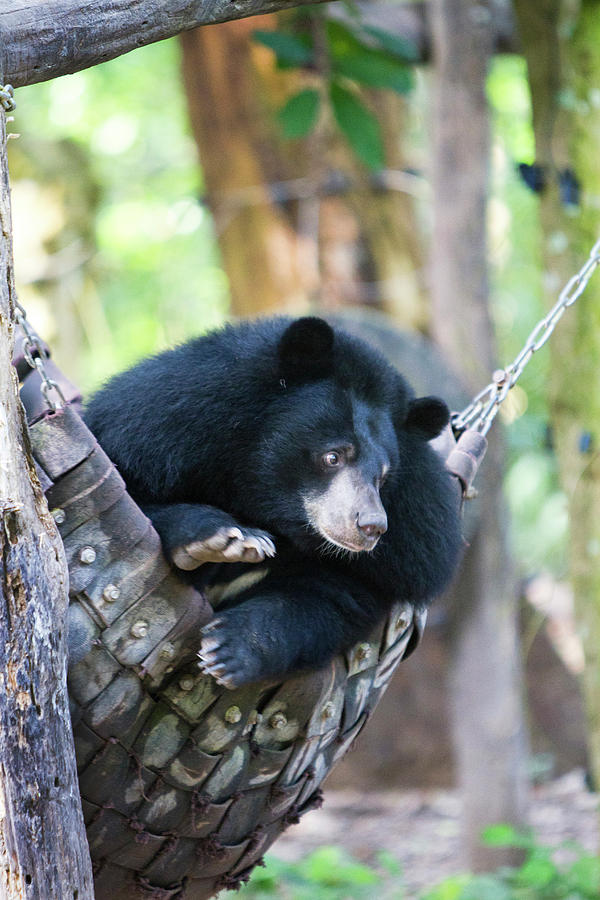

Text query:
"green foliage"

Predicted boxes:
[[486, 54, 569, 577], [422, 875, 472, 900], [482, 825, 533, 849], [253, 30, 313, 67], [222, 846, 383, 899], [224, 832, 600, 900], [487, 55, 536, 162], [487, 122, 553, 590], [428, 825, 600, 900], [477, 825, 600, 900], [329, 82, 384, 171], [252, 7, 416, 169], [277, 89, 321, 139], [303, 845, 380, 888], [505, 454, 568, 572], [326, 20, 414, 93]]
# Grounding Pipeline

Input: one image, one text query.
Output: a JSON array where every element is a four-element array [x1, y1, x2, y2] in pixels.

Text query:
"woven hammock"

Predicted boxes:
[[15, 321, 484, 900]]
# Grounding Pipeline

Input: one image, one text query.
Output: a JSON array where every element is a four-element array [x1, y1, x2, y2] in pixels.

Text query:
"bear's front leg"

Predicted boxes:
[[198, 573, 380, 688], [142, 503, 275, 569]]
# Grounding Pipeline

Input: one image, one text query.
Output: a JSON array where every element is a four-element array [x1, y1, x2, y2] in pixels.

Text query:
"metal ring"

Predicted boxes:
[[0, 85, 16, 113]]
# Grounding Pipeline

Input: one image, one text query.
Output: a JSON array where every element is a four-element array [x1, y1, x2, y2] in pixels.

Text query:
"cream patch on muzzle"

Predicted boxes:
[[302, 467, 384, 553]]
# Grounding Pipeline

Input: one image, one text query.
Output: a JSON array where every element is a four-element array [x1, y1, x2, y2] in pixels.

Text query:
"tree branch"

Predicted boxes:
[[1, 0, 328, 88], [2, 0, 518, 89]]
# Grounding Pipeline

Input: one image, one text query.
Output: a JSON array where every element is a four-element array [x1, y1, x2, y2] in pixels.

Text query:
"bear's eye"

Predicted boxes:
[[322, 451, 342, 468]]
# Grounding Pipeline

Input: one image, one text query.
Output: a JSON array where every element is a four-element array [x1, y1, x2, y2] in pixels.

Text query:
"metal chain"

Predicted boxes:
[[452, 236, 600, 436], [0, 85, 15, 113], [14, 300, 65, 411]]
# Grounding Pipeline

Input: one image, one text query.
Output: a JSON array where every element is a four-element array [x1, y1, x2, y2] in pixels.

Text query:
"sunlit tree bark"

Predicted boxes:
[[180, 15, 427, 325], [514, 0, 600, 806]]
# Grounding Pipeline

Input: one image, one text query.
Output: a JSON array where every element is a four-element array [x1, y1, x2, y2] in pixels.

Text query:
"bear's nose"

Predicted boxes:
[[357, 512, 388, 538]]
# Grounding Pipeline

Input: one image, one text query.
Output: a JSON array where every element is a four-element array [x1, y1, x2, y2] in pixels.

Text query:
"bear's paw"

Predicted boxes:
[[198, 612, 272, 689], [171, 526, 276, 570]]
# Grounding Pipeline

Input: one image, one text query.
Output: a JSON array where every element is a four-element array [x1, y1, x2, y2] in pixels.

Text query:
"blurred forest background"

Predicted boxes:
[[8, 0, 600, 895]]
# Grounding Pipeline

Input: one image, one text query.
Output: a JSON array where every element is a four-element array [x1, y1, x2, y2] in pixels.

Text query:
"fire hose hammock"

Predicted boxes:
[[6, 79, 600, 900]]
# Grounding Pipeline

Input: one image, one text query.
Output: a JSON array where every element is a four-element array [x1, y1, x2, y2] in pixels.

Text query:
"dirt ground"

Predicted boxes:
[[272, 770, 599, 898]]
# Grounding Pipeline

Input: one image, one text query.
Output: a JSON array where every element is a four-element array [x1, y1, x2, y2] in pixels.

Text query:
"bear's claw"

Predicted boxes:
[[197, 614, 267, 689], [172, 526, 276, 570]]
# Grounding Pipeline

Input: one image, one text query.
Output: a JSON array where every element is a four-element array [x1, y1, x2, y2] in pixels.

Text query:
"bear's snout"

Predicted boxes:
[[302, 468, 388, 553], [357, 510, 387, 540]]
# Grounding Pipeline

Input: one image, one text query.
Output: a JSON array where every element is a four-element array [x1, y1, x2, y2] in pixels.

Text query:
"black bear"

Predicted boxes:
[[84, 316, 463, 688]]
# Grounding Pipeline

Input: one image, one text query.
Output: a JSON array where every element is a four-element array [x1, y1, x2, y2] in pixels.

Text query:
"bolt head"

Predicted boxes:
[[179, 676, 195, 692], [269, 712, 288, 729], [159, 643, 175, 660], [130, 621, 149, 639], [356, 642, 371, 661], [79, 546, 96, 565], [102, 584, 120, 602], [396, 614, 410, 632], [52, 508, 66, 525], [322, 701, 335, 720], [225, 705, 242, 724]]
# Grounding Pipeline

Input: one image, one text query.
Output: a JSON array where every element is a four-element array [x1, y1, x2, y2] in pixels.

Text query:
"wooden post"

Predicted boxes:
[[0, 91, 94, 897]]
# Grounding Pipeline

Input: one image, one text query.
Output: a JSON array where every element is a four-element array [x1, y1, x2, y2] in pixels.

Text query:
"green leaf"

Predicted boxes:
[[277, 89, 321, 139], [421, 874, 471, 900], [568, 855, 600, 895], [332, 51, 413, 93], [329, 81, 384, 171], [516, 854, 557, 888], [362, 25, 420, 62], [252, 30, 313, 66], [327, 19, 364, 56], [481, 824, 533, 849], [326, 20, 413, 94], [299, 846, 380, 889]]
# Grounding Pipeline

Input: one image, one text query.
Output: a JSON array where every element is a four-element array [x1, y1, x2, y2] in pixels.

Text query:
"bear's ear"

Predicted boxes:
[[405, 396, 450, 440], [278, 317, 335, 383]]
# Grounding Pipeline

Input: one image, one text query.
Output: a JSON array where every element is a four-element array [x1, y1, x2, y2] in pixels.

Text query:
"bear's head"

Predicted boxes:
[[247, 317, 451, 556]]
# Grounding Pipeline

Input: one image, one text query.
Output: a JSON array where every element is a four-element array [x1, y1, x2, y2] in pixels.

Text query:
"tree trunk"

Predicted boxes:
[[181, 18, 309, 317], [514, 0, 600, 801], [430, 0, 528, 871], [180, 15, 427, 325], [0, 95, 94, 897]]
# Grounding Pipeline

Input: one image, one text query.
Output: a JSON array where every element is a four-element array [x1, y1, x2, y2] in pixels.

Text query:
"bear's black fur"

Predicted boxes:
[[85, 317, 463, 687]]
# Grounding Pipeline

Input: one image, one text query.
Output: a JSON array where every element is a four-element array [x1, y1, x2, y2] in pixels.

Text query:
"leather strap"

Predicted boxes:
[[445, 428, 488, 495]]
